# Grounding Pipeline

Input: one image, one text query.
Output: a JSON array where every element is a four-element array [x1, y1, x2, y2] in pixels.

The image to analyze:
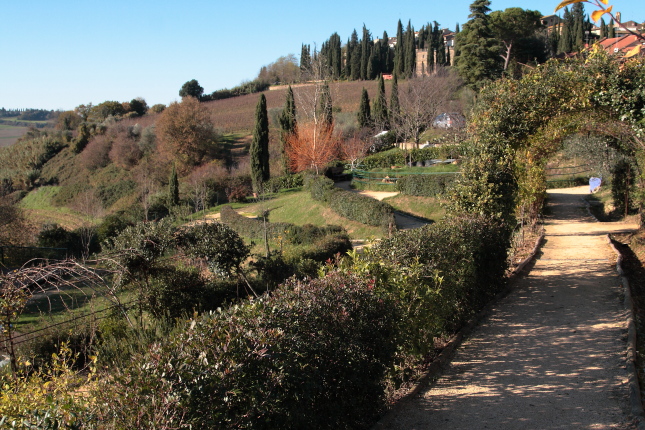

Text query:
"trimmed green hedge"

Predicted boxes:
[[328, 189, 395, 229], [305, 174, 396, 230], [395, 173, 457, 196], [361, 147, 460, 169]]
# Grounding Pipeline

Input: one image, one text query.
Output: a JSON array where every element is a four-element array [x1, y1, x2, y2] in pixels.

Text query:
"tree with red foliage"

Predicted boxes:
[[286, 122, 339, 174]]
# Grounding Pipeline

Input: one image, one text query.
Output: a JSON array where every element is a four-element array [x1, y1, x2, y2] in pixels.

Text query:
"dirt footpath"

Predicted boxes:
[[376, 186, 640, 429]]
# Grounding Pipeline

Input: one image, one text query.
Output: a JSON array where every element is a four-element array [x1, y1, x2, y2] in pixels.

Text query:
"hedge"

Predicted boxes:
[[361, 147, 460, 169], [305, 174, 396, 231], [328, 189, 395, 229], [395, 173, 457, 196]]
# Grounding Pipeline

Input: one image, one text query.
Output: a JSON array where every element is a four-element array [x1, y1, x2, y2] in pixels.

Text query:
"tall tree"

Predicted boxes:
[[381, 31, 394, 73], [360, 25, 373, 80], [490, 8, 544, 71], [251, 94, 270, 193], [372, 74, 390, 130], [394, 20, 405, 78], [349, 29, 361, 81], [404, 21, 416, 77], [433, 22, 447, 66], [357, 88, 372, 128], [455, 0, 501, 91], [300, 44, 312, 78], [558, 7, 573, 53], [278, 86, 297, 175]]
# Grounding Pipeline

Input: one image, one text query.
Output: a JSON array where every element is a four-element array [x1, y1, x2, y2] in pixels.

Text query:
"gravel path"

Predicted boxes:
[[376, 186, 639, 430]]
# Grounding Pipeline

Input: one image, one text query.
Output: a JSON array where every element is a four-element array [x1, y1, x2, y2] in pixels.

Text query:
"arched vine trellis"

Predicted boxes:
[[452, 47, 645, 234]]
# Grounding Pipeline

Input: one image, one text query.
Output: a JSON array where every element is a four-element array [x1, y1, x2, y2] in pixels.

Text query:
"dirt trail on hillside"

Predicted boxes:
[[376, 186, 640, 429]]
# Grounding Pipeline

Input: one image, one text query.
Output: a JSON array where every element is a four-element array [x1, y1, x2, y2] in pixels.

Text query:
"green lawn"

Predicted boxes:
[[384, 194, 447, 221]]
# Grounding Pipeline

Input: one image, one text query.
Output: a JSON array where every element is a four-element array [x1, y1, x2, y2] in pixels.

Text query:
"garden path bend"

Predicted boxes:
[[376, 186, 639, 430]]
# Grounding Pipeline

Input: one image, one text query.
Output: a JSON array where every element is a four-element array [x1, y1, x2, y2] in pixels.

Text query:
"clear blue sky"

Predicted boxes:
[[2, 0, 642, 111]]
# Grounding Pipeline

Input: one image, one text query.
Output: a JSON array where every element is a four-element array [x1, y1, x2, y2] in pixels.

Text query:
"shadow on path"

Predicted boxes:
[[376, 186, 638, 430]]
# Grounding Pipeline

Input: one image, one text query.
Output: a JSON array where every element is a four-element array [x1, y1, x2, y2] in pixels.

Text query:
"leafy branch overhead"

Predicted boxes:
[[555, 0, 645, 55]]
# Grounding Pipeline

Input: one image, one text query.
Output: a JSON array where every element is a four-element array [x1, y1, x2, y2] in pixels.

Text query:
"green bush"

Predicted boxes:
[[96, 272, 398, 429], [264, 173, 304, 193], [328, 190, 395, 229], [304, 174, 336, 202], [396, 173, 457, 196], [284, 223, 345, 245], [96, 180, 136, 208]]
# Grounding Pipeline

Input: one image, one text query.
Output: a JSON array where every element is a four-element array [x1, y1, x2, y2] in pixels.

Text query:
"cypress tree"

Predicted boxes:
[[600, 18, 608, 38], [382, 31, 394, 73], [345, 37, 353, 79], [251, 94, 270, 193], [360, 25, 372, 80], [394, 20, 405, 77], [279, 86, 297, 175], [372, 74, 389, 130], [404, 21, 416, 77], [558, 8, 573, 53], [350, 30, 362, 81], [357, 88, 371, 128], [608, 21, 615, 38], [168, 164, 179, 207], [434, 21, 446, 66], [572, 3, 585, 51], [300, 44, 312, 77]]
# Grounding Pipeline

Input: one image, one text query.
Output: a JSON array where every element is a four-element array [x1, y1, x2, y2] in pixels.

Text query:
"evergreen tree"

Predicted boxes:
[[168, 164, 179, 207], [600, 18, 608, 38], [345, 37, 353, 79], [372, 74, 389, 130], [446, 45, 451, 66], [360, 25, 373, 80], [350, 30, 361, 80], [404, 21, 416, 77], [558, 8, 573, 53], [317, 84, 333, 130], [251, 94, 270, 193], [394, 20, 405, 78], [367, 47, 379, 80], [278, 86, 297, 175], [455, 0, 502, 91], [608, 21, 615, 38], [434, 22, 446, 66], [381, 31, 394, 73], [548, 25, 560, 57], [300, 44, 312, 77], [357, 88, 371, 128], [571, 3, 585, 51], [454, 23, 461, 61]]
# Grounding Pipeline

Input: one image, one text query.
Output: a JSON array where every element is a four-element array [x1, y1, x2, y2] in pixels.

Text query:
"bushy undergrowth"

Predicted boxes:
[[94, 272, 398, 429]]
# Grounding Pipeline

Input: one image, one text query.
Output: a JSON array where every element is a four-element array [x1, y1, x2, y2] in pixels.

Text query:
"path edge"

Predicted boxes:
[[373, 230, 545, 429], [607, 235, 645, 429]]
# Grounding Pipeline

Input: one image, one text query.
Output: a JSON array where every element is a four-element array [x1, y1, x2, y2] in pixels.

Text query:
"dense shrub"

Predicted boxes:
[[263, 173, 304, 192], [284, 223, 345, 245], [369, 215, 508, 341], [329, 190, 395, 229], [304, 174, 336, 202], [396, 173, 457, 196], [96, 272, 398, 429], [95, 180, 136, 208]]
